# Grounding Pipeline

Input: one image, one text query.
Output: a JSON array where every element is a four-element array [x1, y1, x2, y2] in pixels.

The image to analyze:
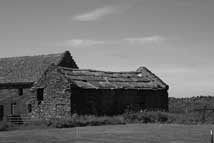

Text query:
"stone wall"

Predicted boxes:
[[31, 67, 71, 120]]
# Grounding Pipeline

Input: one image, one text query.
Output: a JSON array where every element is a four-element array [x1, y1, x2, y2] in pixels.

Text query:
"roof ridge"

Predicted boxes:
[[136, 66, 147, 72], [59, 66, 138, 73], [0, 52, 65, 59]]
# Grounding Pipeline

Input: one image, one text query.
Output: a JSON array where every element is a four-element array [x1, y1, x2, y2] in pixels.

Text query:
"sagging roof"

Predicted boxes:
[[56, 66, 168, 90], [0, 51, 78, 84]]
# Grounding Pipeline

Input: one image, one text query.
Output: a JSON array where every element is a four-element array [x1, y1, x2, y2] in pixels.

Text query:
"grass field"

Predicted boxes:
[[0, 124, 213, 143]]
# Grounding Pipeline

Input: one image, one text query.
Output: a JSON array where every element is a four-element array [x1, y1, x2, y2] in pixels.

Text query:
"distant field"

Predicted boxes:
[[0, 124, 213, 143]]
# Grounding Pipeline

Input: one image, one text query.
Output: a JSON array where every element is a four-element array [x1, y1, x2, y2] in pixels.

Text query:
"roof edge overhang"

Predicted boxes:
[[0, 82, 34, 89], [69, 84, 168, 91]]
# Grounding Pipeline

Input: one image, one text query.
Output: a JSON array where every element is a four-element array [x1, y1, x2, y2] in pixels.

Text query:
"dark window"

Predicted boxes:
[[11, 103, 16, 115], [0, 105, 4, 120], [28, 104, 32, 113], [18, 88, 23, 96], [37, 88, 44, 105]]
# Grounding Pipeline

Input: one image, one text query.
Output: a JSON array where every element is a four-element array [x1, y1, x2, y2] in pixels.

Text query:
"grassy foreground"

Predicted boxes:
[[0, 124, 213, 143]]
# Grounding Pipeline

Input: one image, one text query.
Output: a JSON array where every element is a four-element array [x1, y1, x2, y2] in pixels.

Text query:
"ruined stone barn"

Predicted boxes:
[[0, 50, 169, 121], [31, 65, 169, 119], [0, 51, 78, 121]]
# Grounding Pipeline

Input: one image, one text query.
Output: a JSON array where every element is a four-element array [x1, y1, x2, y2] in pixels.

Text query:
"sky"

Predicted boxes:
[[0, 0, 214, 97]]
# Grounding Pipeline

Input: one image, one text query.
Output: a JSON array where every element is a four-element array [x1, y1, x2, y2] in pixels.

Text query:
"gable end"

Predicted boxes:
[[57, 51, 78, 69]]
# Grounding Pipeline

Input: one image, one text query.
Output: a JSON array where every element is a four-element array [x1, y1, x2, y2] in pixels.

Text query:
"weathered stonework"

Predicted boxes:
[[31, 67, 71, 120]]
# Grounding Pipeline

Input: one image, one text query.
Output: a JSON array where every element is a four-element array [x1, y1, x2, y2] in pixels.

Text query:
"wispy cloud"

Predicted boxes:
[[124, 36, 165, 45], [72, 6, 118, 21], [63, 39, 106, 47], [57, 35, 166, 48]]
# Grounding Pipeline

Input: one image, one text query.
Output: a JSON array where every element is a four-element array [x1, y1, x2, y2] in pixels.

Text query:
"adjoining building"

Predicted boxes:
[[0, 50, 169, 121]]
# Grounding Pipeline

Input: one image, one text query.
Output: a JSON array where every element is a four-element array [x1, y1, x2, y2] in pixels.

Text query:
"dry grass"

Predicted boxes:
[[0, 124, 213, 143]]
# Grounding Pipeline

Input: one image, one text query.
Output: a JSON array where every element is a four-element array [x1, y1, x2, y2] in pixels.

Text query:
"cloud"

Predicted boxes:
[[57, 35, 166, 48], [72, 6, 118, 21], [124, 36, 165, 45], [63, 39, 106, 47]]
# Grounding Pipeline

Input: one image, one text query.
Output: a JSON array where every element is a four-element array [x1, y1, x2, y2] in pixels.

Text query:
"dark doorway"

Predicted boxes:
[[0, 105, 4, 120], [37, 88, 44, 105]]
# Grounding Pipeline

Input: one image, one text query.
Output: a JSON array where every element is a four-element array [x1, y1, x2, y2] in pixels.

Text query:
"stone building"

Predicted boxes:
[[31, 65, 169, 119], [0, 51, 78, 121], [0, 50, 169, 121]]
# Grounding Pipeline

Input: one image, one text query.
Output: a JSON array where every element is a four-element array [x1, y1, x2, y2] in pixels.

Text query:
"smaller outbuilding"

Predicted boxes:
[[31, 65, 169, 119]]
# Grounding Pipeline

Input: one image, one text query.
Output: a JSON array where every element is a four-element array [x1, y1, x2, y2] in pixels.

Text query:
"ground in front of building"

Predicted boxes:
[[0, 123, 213, 143]]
